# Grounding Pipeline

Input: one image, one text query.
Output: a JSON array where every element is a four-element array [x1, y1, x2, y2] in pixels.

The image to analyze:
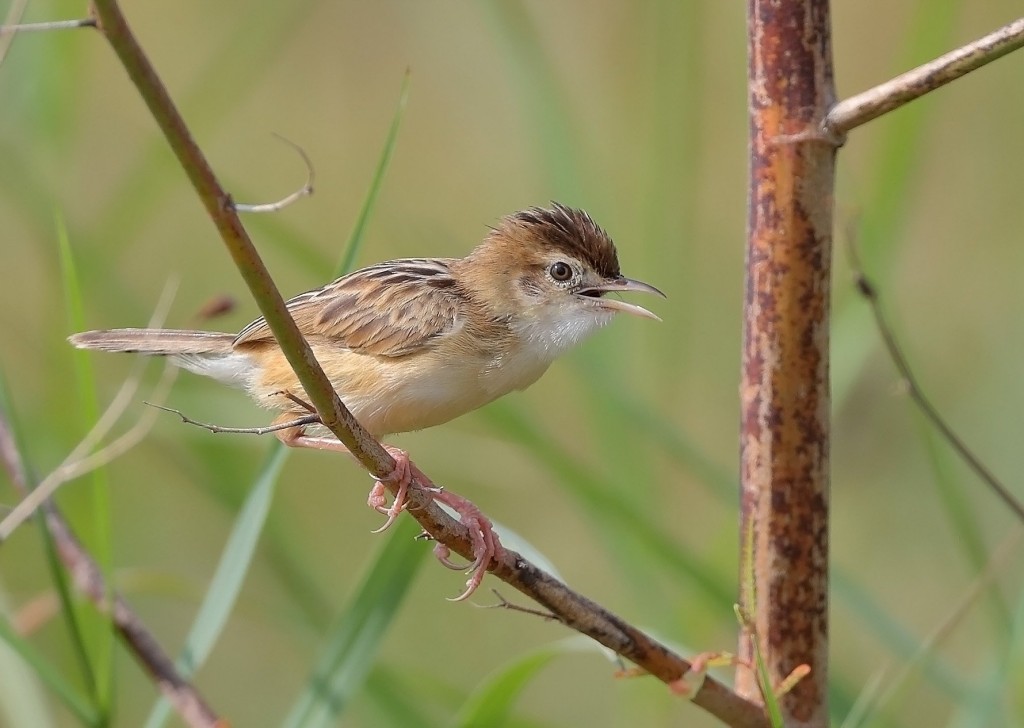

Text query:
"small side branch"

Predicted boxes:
[[848, 246, 1024, 523], [146, 404, 319, 436], [0, 18, 96, 35], [232, 134, 315, 214], [825, 17, 1024, 136]]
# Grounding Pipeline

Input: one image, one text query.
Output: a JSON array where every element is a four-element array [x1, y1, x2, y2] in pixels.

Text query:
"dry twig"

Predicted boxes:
[[0, 412, 221, 728]]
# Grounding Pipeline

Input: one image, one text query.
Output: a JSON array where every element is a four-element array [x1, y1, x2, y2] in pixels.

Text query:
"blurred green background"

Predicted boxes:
[[2, 1, 1023, 726]]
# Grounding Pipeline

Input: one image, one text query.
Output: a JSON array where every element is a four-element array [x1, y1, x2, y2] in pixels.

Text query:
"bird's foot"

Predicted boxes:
[[370, 446, 502, 601], [367, 446, 413, 534], [428, 486, 503, 602]]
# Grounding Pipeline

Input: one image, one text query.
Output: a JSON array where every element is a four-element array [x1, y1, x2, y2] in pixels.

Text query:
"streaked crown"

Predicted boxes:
[[495, 203, 621, 280]]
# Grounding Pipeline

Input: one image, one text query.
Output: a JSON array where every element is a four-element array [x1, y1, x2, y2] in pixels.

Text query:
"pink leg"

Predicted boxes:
[[402, 458, 504, 602], [276, 429, 502, 600], [275, 430, 415, 532]]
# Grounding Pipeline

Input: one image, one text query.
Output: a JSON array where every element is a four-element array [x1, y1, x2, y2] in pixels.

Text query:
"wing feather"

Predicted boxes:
[[233, 259, 464, 358]]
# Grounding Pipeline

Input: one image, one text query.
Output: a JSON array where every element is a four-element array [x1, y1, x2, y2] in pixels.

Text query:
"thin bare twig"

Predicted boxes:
[[0, 365, 176, 544], [0, 17, 96, 37], [0, 412, 221, 728], [146, 404, 319, 436], [847, 245, 1024, 523], [0, 0, 29, 66], [483, 589, 560, 621], [232, 134, 315, 213], [825, 17, 1024, 137], [840, 530, 1022, 728], [0, 284, 179, 542]]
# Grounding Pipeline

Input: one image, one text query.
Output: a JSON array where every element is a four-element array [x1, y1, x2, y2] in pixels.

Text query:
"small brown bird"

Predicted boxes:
[[70, 203, 664, 597]]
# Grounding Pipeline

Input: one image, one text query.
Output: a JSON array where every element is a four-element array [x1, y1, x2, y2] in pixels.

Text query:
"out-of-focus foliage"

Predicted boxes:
[[1, 1, 1023, 726]]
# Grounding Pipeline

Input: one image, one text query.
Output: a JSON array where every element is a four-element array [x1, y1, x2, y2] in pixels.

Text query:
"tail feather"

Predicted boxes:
[[68, 328, 235, 355]]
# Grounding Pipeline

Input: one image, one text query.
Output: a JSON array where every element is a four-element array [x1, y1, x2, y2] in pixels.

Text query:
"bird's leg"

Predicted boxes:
[[400, 456, 504, 601], [274, 421, 502, 601], [272, 423, 413, 530]]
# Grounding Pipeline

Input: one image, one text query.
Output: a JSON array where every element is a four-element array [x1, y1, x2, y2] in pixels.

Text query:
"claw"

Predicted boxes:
[[433, 543, 473, 571], [367, 450, 411, 534], [281, 430, 503, 599], [364, 446, 503, 600]]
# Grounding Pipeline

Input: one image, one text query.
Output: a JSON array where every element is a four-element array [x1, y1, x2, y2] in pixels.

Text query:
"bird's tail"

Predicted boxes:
[[68, 328, 253, 388], [69, 328, 234, 355]]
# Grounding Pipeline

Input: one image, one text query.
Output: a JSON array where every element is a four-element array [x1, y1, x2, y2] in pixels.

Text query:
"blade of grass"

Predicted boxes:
[[454, 637, 596, 728], [334, 70, 410, 278], [142, 444, 288, 728], [0, 582, 56, 728], [481, 2, 584, 200], [363, 664, 439, 728], [0, 371, 102, 723], [282, 516, 428, 728], [738, 521, 784, 728], [0, 612, 98, 726], [917, 418, 1011, 633], [57, 212, 116, 716], [832, 569, 969, 701]]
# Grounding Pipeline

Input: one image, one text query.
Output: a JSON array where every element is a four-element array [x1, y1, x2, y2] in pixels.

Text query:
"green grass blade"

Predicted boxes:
[[917, 420, 1011, 635], [0, 373, 100, 726], [56, 214, 116, 715], [0, 366, 100, 718], [0, 583, 56, 728], [363, 664, 439, 728], [283, 516, 428, 728], [334, 70, 411, 278], [482, 2, 583, 199], [832, 569, 967, 701], [0, 613, 99, 726], [454, 638, 598, 728], [142, 444, 288, 728]]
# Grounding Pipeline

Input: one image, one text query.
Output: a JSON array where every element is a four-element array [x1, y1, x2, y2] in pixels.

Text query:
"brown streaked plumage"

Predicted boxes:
[[69, 203, 664, 599]]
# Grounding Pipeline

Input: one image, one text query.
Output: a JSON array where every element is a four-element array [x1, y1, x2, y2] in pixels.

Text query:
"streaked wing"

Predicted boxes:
[[233, 258, 464, 358]]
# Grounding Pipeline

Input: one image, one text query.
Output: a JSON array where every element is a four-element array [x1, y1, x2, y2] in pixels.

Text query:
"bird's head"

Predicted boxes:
[[459, 203, 664, 353]]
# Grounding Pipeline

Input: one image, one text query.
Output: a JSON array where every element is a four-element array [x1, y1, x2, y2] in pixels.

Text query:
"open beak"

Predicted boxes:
[[576, 277, 666, 321]]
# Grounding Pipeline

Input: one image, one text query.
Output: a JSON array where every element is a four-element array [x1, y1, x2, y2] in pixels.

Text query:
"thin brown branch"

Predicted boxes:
[[0, 412, 221, 728], [825, 17, 1024, 137], [848, 248, 1024, 523], [145, 404, 320, 436], [482, 589, 559, 621], [742, 1, 834, 725], [232, 134, 315, 213], [78, 2, 770, 724]]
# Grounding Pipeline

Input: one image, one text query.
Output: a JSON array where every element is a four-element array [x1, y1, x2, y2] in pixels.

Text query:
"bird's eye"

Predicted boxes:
[[549, 261, 573, 282]]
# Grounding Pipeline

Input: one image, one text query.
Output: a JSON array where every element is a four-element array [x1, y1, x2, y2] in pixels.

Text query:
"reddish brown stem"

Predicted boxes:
[[740, 1, 835, 725]]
